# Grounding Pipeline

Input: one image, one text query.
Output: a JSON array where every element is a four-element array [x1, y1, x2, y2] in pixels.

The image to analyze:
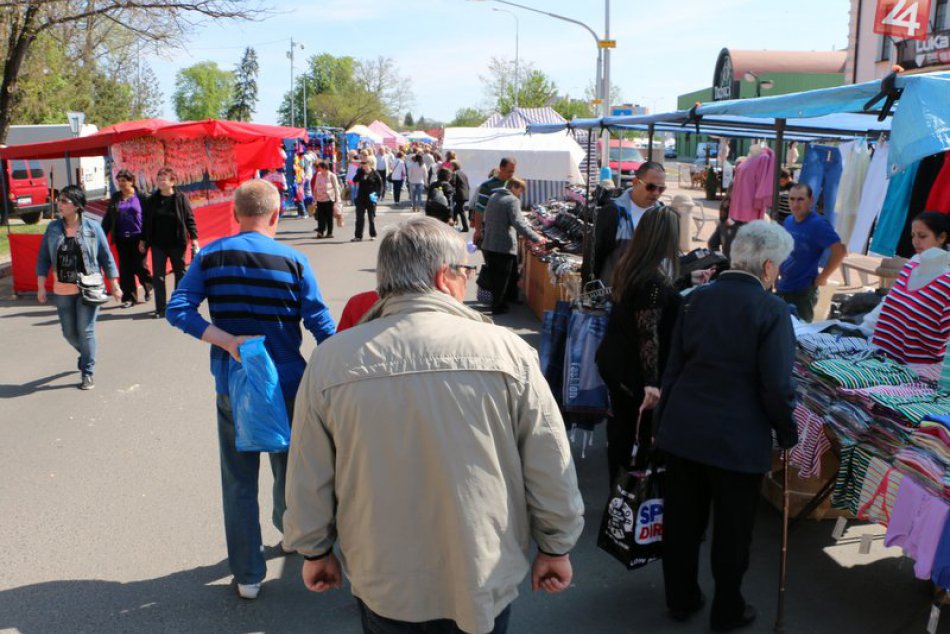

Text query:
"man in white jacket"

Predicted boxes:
[[284, 216, 584, 634]]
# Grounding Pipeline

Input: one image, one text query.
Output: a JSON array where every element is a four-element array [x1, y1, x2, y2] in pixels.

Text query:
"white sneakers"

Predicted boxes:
[[237, 582, 261, 600]]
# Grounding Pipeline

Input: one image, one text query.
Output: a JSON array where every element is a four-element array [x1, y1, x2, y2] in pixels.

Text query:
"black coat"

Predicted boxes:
[[354, 169, 382, 205], [591, 201, 621, 281], [142, 190, 198, 247], [655, 271, 797, 474], [451, 170, 470, 204]]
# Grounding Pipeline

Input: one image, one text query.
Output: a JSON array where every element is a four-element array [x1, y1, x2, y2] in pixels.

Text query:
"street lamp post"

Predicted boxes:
[[492, 8, 520, 110], [287, 38, 304, 127], [302, 77, 308, 130], [469, 0, 611, 166], [743, 71, 774, 98]]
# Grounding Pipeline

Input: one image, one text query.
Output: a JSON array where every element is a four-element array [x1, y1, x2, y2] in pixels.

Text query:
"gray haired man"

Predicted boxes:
[[283, 216, 584, 634]]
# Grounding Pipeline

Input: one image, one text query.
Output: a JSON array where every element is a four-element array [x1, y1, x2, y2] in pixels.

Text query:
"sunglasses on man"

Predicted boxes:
[[642, 182, 667, 193]]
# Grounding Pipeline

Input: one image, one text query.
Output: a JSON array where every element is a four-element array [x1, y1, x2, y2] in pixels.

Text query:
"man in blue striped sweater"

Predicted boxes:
[[167, 178, 336, 600]]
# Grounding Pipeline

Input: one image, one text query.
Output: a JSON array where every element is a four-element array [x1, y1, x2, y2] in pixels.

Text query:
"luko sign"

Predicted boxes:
[[712, 49, 736, 101], [874, 0, 932, 41]]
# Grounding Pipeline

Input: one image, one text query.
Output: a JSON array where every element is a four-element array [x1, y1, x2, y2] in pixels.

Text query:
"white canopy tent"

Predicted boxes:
[[443, 127, 585, 182], [443, 127, 586, 206]]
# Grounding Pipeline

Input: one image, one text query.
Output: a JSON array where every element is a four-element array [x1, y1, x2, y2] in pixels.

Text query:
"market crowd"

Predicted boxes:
[[32, 137, 950, 634]]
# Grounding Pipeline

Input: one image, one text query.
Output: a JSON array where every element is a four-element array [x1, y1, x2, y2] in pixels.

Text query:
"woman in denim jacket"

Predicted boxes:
[[36, 186, 121, 390]]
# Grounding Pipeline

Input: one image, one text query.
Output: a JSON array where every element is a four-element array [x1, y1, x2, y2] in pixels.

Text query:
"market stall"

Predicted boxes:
[[0, 118, 306, 294], [529, 69, 950, 631], [368, 120, 408, 149], [443, 126, 586, 207]]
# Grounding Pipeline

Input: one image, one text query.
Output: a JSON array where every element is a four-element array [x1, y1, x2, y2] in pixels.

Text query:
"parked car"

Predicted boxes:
[[603, 140, 646, 187], [664, 146, 678, 159], [1, 158, 51, 224]]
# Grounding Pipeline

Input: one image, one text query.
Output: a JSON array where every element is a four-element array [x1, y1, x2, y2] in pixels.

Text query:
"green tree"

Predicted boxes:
[[0, 1, 264, 143], [552, 97, 593, 121], [449, 107, 485, 127], [403, 112, 414, 128], [277, 53, 414, 129], [173, 61, 234, 121], [226, 47, 259, 121], [132, 63, 165, 119], [481, 57, 558, 115]]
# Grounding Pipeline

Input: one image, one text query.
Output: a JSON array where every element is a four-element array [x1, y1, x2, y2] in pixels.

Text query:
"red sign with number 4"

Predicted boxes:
[[875, 0, 932, 40]]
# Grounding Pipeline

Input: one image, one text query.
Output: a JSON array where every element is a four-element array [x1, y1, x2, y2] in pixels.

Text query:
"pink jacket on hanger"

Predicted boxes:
[[729, 147, 775, 223]]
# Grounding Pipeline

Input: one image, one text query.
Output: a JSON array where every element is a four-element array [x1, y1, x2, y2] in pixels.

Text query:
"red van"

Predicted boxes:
[[604, 140, 645, 188], [2, 158, 51, 224]]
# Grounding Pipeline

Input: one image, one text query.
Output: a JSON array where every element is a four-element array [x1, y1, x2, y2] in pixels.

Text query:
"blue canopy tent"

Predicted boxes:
[[526, 70, 949, 233]]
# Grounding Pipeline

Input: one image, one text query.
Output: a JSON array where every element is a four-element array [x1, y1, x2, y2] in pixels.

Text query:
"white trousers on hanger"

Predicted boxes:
[[848, 142, 890, 254], [836, 141, 871, 245]]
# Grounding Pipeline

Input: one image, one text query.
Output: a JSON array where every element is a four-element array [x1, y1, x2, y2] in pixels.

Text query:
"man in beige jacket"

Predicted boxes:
[[284, 216, 584, 634]]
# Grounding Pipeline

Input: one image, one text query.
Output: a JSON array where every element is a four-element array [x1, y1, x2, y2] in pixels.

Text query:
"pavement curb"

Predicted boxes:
[[0, 260, 10, 279]]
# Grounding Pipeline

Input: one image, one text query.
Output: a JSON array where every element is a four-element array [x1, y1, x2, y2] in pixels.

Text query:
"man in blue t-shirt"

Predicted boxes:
[[167, 179, 336, 600], [776, 183, 847, 322]]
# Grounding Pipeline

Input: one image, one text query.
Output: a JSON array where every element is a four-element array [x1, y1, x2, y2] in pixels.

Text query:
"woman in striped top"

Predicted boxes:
[[870, 212, 950, 364]]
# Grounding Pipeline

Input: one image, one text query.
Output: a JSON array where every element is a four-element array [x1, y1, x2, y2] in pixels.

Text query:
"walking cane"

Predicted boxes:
[[775, 449, 790, 633]]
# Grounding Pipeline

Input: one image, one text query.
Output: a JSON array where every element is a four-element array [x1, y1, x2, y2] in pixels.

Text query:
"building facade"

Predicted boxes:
[[847, 0, 950, 83], [676, 49, 846, 159]]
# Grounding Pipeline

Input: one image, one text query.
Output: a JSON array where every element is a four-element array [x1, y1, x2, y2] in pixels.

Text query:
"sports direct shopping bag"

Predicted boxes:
[[598, 461, 665, 570], [228, 337, 291, 452]]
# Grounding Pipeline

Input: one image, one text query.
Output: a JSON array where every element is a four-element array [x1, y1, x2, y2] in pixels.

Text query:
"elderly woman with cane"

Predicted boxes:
[[655, 220, 798, 632]]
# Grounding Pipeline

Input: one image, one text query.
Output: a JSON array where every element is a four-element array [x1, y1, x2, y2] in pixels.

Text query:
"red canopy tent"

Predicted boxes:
[[1, 118, 307, 294]]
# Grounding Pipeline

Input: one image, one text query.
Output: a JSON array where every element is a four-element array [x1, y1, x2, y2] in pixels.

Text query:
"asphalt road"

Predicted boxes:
[[0, 203, 946, 634]]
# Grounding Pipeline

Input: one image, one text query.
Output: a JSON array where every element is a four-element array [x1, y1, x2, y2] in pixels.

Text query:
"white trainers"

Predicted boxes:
[[237, 582, 261, 600]]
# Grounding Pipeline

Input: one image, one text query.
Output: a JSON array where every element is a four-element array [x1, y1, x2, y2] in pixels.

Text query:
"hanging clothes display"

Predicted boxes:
[[870, 160, 921, 256], [728, 146, 774, 223], [848, 142, 890, 254], [799, 144, 844, 229], [835, 140, 872, 245], [896, 153, 947, 258], [925, 153, 950, 214]]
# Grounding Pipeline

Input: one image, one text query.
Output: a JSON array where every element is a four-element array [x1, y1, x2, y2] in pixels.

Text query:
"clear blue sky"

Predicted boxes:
[[147, 0, 851, 125]]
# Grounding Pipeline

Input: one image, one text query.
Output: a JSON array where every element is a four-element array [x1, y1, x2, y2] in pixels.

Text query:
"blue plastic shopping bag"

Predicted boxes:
[[228, 337, 291, 452]]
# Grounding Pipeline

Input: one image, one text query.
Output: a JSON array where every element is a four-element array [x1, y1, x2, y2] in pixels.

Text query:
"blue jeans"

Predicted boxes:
[[52, 293, 99, 377], [216, 394, 289, 584], [410, 183, 425, 209], [798, 145, 843, 229], [356, 599, 511, 634]]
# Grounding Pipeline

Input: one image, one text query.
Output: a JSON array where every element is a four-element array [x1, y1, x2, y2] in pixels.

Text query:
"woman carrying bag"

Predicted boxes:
[[595, 206, 684, 482], [36, 185, 121, 390]]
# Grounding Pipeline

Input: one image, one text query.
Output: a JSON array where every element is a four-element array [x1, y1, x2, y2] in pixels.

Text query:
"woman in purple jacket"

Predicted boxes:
[[102, 169, 152, 308]]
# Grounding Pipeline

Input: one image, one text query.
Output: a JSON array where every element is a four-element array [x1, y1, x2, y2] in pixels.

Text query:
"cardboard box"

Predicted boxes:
[[762, 450, 852, 521]]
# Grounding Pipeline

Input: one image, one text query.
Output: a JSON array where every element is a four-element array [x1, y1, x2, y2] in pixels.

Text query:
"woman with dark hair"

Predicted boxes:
[[102, 169, 152, 307], [311, 160, 342, 239], [142, 166, 199, 319], [351, 158, 382, 242], [407, 153, 428, 212], [595, 206, 682, 480], [389, 151, 408, 207], [864, 211, 950, 364], [36, 185, 121, 390]]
